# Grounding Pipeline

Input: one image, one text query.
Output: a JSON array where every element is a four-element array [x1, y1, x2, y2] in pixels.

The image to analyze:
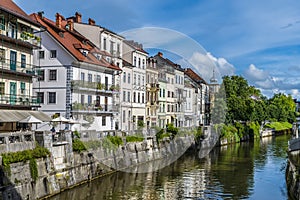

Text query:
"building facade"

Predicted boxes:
[[31, 12, 121, 131]]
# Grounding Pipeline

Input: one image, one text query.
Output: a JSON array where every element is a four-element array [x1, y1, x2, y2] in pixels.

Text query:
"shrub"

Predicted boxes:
[[126, 135, 144, 143], [72, 139, 87, 153]]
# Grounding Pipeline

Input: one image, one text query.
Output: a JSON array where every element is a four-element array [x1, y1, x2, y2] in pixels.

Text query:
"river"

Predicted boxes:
[[48, 135, 290, 200]]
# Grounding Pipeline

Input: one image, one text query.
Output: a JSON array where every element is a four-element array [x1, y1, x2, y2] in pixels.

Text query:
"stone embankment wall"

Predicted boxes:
[[286, 151, 300, 200], [0, 135, 194, 200]]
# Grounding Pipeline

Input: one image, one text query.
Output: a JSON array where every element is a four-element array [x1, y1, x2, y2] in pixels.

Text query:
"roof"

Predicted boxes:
[[30, 13, 121, 71], [154, 52, 184, 71], [0, 0, 40, 27], [0, 110, 51, 122], [184, 68, 207, 85], [124, 40, 148, 54]]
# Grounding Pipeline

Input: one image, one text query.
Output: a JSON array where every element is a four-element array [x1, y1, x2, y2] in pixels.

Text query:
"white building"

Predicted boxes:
[[31, 12, 121, 131], [72, 13, 123, 130], [122, 40, 148, 131]]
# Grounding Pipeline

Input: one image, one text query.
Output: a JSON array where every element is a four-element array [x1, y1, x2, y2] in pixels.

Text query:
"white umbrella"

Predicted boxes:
[[68, 118, 80, 124], [51, 116, 70, 131], [51, 116, 70, 123], [19, 115, 42, 124]]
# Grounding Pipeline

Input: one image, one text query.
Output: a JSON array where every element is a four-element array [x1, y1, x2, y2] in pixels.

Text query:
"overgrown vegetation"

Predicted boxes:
[[126, 135, 144, 143], [72, 138, 87, 153], [194, 126, 203, 141], [265, 121, 292, 131], [102, 136, 123, 150], [1, 145, 50, 178], [83, 140, 102, 150]]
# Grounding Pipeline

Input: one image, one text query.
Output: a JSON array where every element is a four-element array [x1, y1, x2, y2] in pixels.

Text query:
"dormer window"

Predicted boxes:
[[59, 32, 64, 38]]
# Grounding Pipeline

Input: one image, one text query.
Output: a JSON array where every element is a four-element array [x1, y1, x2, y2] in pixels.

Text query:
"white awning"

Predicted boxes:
[[0, 110, 51, 122]]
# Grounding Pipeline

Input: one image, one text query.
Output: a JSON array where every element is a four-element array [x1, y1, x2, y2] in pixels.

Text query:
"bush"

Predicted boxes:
[[1, 145, 50, 177], [126, 135, 144, 143], [265, 121, 292, 131], [194, 126, 203, 141], [83, 140, 102, 150], [107, 135, 123, 146], [166, 123, 178, 138], [29, 158, 38, 182], [72, 139, 87, 153]]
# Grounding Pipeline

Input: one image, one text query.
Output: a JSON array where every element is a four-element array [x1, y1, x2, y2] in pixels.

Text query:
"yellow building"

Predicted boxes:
[[0, 0, 41, 111]]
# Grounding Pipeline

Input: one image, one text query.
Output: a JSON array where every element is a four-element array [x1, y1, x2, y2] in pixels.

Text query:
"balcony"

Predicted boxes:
[[0, 28, 41, 48], [71, 80, 120, 94], [0, 93, 40, 108], [0, 58, 36, 77], [71, 102, 118, 115]]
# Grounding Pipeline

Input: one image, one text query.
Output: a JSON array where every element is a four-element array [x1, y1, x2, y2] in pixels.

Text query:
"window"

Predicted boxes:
[[96, 75, 101, 83], [38, 51, 45, 59], [123, 72, 126, 83], [168, 91, 170, 97], [123, 111, 126, 123], [102, 116, 106, 126], [138, 75, 140, 86], [128, 73, 131, 84], [88, 74, 92, 82], [123, 91, 126, 102], [134, 56, 136, 66], [88, 95, 92, 105], [38, 69, 45, 81], [163, 89, 165, 97], [133, 92, 136, 103], [138, 58, 141, 67], [167, 105, 170, 112], [142, 93, 144, 103], [138, 92, 140, 103], [37, 92, 44, 104], [0, 16, 5, 31], [49, 70, 57, 81], [147, 74, 149, 83], [81, 95, 84, 104], [0, 82, 4, 94], [0, 49, 5, 62], [103, 38, 107, 50], [127, 91, 130, 102], [134, 74, 136, 85], [48, 92, 56, 104], [81, 72, 85, 81], [142, 76, 144, 86], [21, 54, 26, 68], [50, 50, 57, 58], [110, 41, 114, 54], [142, 59, 145, 69], [20, 82, 25, 94], [117, 43, 120, 55]]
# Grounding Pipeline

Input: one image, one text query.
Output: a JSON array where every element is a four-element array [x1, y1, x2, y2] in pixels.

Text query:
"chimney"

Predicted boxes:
[[75, 12, 82, 23], [55, 13, 65, 28], [67, 19, 74, 31], [88, 18, 95, 25], [38, 11, 44, 18], [158, 52, 163, 57]]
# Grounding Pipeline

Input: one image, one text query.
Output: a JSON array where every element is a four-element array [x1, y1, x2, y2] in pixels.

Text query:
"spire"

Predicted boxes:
[[210, 69, 218, 84]]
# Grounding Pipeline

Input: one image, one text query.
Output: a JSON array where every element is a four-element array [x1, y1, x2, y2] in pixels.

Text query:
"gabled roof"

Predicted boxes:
[[185, 68, 207, 85], [30, 13, 121, 71], [0, 0, 40, 27]]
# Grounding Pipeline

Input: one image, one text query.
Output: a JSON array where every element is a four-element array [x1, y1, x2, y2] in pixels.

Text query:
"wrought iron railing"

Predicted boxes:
[[72, 102, 118, 113], [0, 27, 41, 47]]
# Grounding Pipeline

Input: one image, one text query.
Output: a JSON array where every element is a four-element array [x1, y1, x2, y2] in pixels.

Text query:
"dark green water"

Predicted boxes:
[[49, 135, 290, 200]]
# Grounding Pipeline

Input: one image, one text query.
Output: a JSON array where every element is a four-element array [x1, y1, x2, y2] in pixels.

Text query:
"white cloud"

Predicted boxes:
[[187, 52, 235, 82], [244, 64, 269, 82]]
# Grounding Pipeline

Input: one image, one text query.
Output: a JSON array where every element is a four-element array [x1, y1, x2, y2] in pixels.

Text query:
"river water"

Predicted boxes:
[[49, 135, 290, 200]]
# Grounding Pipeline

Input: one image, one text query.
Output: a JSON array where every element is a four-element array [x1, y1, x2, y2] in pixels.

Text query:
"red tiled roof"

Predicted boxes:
[[0, 0, 40, 26], [30, 13, 121, 71], [185, 68, 207, 85]]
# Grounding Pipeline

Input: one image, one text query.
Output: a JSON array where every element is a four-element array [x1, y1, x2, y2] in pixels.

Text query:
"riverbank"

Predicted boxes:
[[0, 134, 195, 199]]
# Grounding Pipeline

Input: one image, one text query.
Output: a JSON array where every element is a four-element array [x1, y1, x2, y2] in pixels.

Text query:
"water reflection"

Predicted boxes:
[[49, 135, 290, 200]]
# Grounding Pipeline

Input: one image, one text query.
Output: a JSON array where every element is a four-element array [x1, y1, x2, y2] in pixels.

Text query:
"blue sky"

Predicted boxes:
[[16, 0, 300, 98]]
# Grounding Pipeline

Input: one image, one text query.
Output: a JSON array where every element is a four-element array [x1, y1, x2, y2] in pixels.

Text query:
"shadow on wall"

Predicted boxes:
[[0, 167, 23, 200]]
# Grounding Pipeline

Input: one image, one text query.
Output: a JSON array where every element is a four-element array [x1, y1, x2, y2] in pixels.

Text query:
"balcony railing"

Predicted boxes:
[[71, 80, 120, 93], [0, 27, 41, 47], [0, 93, 40, 107], [0, 58, 36, 75], [72, 103, 118, 114]]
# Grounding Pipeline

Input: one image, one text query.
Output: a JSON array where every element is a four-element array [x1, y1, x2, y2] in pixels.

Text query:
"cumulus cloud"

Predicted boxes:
[[187, 52, 235, 82], [244, 64, 269, 82]]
